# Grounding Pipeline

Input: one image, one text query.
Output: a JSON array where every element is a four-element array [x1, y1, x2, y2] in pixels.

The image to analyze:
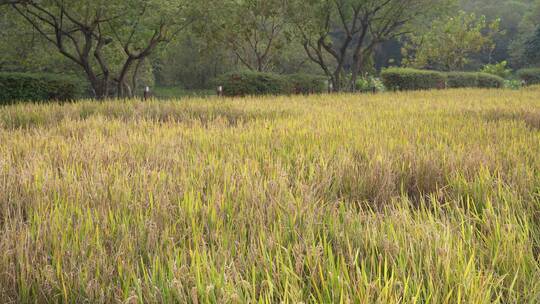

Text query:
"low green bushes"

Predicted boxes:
[[356, 76, 386, 93], [481, 61, 512, 79], [0, 72, 82, 105], [447, 72, 504, 88], [215, 71, 327, 96], [216, 71, 288, 96], [476, 72, 505, 88], [217, 68, 510, 96], [382, 68, 504, 91], [381, 68, 446, 91], [446, 72, 478, 88], [517, 68, 540, 85], [287, 73, 327, 94]]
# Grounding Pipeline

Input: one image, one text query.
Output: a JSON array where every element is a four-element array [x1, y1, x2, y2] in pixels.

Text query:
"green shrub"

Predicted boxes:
[[0, 72, 82, 105], [215, 71, 327, 96], [355, 76, 386, 93], [517, 68, 540, 85], [447, 72, 504, 88], [476, 72, 504, 88], [215, 71, 289, 96], [446, 72, 479, 88], [481, 61, 512, 79], [381, 68, 446, 91], [504, 79, 523, 90], [286, 74, 327, 94]]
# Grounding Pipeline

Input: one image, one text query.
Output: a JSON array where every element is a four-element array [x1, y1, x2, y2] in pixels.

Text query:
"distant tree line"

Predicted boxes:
[[0, 0, 539, 98]]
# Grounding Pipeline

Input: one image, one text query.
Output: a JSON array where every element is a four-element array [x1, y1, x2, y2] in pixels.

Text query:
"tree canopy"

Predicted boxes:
[[289, 0, 454, 90], [403, 11, 500, 71], [1, 0, 539, 94], [525, 26, 540, 64], [5, 0, 199, 98]]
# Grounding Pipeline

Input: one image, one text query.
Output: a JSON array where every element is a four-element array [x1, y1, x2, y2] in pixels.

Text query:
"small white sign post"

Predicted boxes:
[[143, 86, 150, 101], [217, 85, 224, 97]]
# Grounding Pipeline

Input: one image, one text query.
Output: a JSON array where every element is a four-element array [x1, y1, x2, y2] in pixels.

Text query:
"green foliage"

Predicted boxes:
[[289, 0, 454, 91], [0, 72, 81, 104], [504, 79, 523, 90], [154, 33, 234, 89], [517, 68, 540, 85], [215, 71, 328, 96], [481, 61, 512, 79], [381, 68, 446, 91], [5, 0, 199, 98], [0, 9, 71, 73], [508, 0, 540, 67], [525, 26, 540, 64], [403, 11, 500, 71], [214, 0, 290, 72], [355, 76, 386, 93], [446, 72, 479, 88], [460, 0, 532, 66], [447, 72, 504, 88], [476, 72, 505, 88], [287, 74, 327, 94], [215, 71, 289, 96], [382, 68, 504, 91]]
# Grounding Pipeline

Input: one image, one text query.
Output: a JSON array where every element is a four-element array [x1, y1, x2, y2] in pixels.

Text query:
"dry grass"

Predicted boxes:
[[1, 88, 540, 303]]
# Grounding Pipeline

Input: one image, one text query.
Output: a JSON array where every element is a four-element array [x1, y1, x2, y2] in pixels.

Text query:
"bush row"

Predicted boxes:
[[0, 72, 82, 105], [517, 68, 540, 85], [446, 72, 505, 88], [381, 68, 505, 91], [215, 72, 327, 96], [380, 68, 446, 91]]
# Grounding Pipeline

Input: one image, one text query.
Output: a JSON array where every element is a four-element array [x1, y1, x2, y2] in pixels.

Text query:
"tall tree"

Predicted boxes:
[[402, 11, 500, 71], [202, 0, 289, 72], [289, 0, 453, 91], [460, 0, 531, 65], [6, 0, 197, 98], [525, 26, 540, 65], [509, 0, 540, 67]]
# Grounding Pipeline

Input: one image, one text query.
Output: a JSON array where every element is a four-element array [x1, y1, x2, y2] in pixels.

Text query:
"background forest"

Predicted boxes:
[[0, 0, 539, 97]]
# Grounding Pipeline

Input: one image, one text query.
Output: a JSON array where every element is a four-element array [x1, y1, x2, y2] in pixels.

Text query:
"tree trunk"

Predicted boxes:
[[132, 58, 144, 95], [117, 57, 135, 98], [350, 24, 370, 92], [351, 54, 361, 92], [332, 70, 341, 92], [80, 61, 107, 99]]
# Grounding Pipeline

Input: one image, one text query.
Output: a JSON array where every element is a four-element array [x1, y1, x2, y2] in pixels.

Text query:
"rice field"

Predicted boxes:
[[1, 88, 540, 303]]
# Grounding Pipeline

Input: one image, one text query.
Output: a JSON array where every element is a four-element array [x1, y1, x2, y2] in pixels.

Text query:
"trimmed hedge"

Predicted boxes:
[[446, 72, 479, 88], [447, 72, 504, 88], [517, 68, 540, 85], [382, 68, 504, 91], [215, 71, 327, 96], [0, 72, 81, 105], [476, 72, 504, 88], [287, 73, 327, 94], [215, 71, 288, 96], [381, 68, 446, 91]]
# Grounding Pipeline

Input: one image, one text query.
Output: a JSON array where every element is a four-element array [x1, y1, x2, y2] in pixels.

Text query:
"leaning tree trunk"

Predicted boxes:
[[350, 25, 371, 93], [131, 58, 144, 95], [351, 52, 366, 92], [117, 57, 135, 98], [81, 62, 108, 99]]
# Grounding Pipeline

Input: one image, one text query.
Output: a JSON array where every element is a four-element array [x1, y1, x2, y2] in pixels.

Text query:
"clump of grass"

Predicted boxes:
[[1, 88, 540, 302]]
